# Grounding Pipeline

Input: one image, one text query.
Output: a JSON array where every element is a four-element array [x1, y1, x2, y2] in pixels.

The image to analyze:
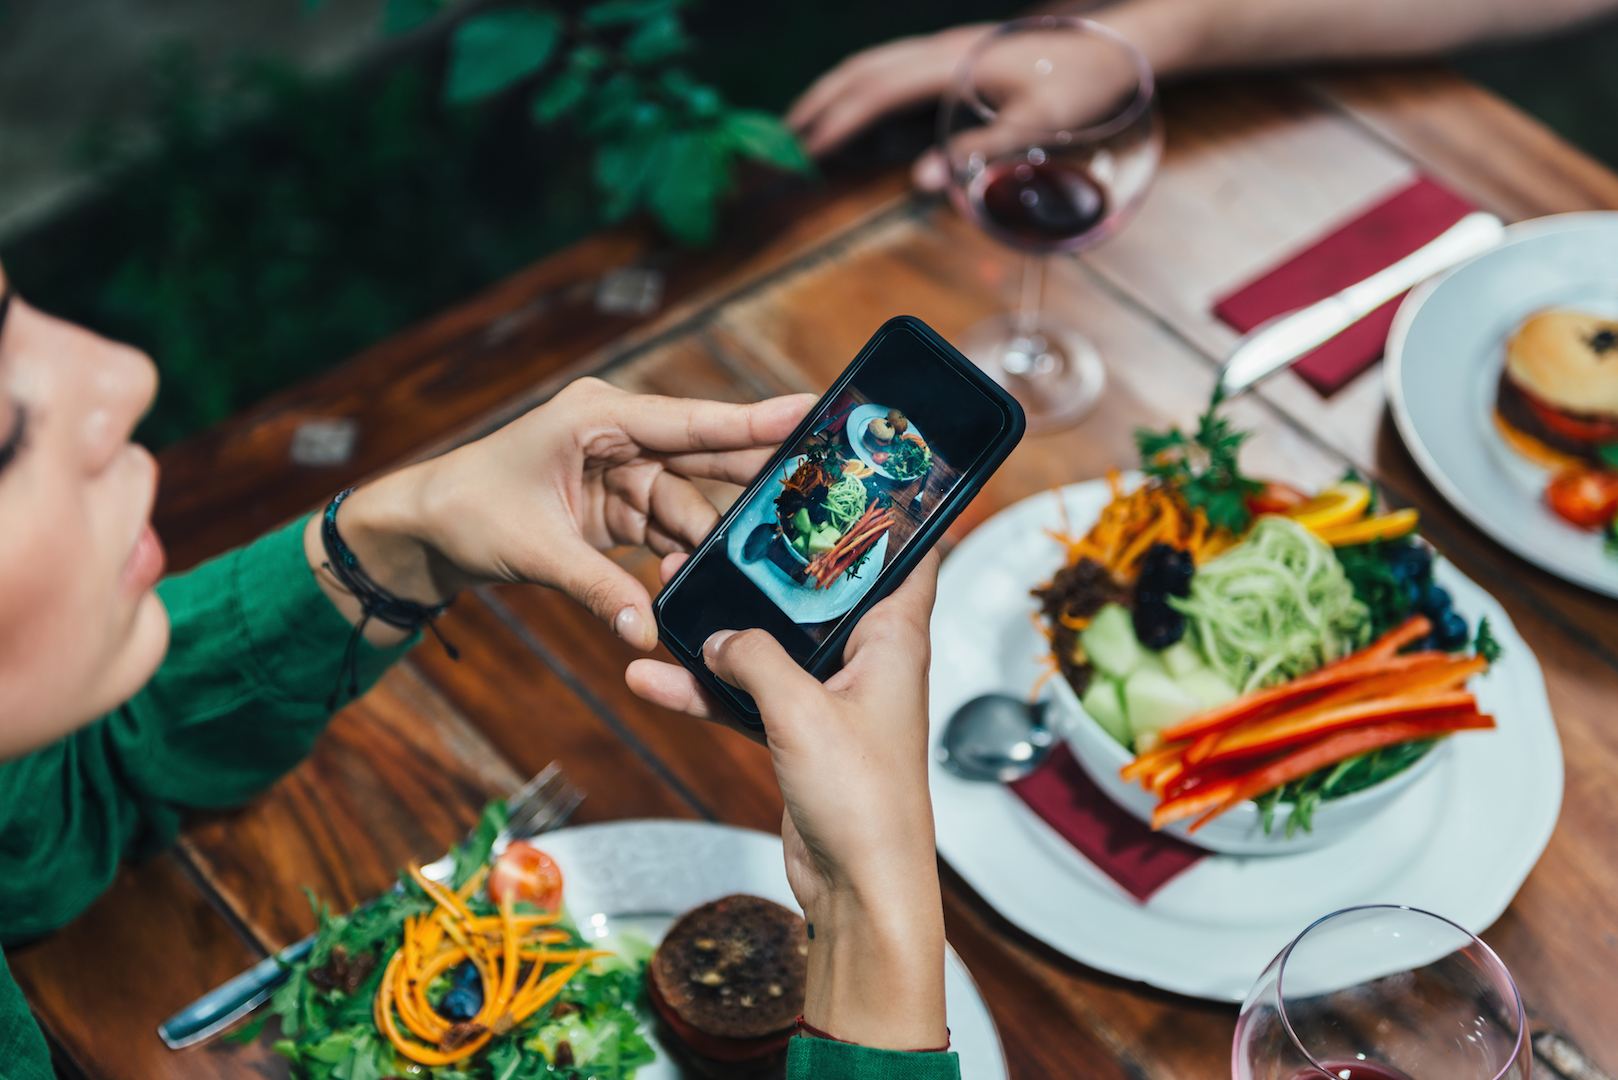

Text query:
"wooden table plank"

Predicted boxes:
[[8, 856, 284, 1080]]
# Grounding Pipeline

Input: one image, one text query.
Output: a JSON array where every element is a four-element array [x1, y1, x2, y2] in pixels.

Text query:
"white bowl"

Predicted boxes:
[[1048, 672, 1448, 855]]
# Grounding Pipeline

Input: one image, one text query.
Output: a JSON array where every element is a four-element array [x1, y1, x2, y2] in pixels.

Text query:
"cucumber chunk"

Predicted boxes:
[[1080, 677, 1131, 749], [1158, 639, 1205, 679], [1080, 603, 1143, 678], [1177, 667, 1239, 710], [1123, 668, 1201, 743]]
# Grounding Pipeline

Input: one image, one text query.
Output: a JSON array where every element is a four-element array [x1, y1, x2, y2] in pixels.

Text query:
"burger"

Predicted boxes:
[[647, 895, 809, 1078], [1495, 309, 1618, 467]]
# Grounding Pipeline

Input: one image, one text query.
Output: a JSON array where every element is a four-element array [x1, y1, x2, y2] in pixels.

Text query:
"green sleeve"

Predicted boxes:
[[787, 1037, 962, 1080], [0, 515, 413, 943]]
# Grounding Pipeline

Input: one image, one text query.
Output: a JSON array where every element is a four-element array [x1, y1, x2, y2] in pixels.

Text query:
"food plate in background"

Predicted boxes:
[[927, 482, 1563, 1001], [846, 403, 932, 481], [1387, 211, 1618, 597], [542, 820, 1008, 1078]]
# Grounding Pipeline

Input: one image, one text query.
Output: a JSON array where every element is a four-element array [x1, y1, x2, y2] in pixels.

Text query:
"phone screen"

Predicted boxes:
[[657, 319, 1021, 687]]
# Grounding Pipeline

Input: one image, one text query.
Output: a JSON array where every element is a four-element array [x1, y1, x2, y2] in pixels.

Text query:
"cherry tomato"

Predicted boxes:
[[1523, 391, 1618, 445], [1245, 481, 1308, 516], [1544, 468, 1618, 529], [488, 842, 564, 911]]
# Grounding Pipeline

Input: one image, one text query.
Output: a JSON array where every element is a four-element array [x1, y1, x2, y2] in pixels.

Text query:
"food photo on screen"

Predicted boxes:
[[724, 387, 961, 642]]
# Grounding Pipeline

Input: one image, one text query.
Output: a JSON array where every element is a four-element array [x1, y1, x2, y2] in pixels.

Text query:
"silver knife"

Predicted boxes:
[[1219, 210, 1505, 396]]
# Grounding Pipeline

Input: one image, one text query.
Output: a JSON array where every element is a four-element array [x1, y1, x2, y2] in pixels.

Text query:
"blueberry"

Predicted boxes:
[[438, 985, 482, 1022], [1437, 611, 1469, 650], [1419, 585, 1453, 618], [451, 960, 480, 988]]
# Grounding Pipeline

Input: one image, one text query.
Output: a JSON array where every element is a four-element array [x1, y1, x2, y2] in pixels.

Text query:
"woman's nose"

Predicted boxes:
[[80, 341, 158, 471]]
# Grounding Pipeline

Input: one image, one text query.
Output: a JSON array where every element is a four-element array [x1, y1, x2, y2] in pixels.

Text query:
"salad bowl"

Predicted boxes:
[[1049, 673, 1449, 855]]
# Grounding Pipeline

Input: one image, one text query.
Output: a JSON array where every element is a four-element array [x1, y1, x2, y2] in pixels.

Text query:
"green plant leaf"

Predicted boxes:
[[382, 0, 440, 34], [646, 130, 730, 245], [444, 7, 563, 106], [622, 12, 689, 64], [1598, 443, 1618, 469], [530, 70, 591, 123], [580, 0, 680, 29], [720, 109, 810, 172], [594, 139, 659, 221]]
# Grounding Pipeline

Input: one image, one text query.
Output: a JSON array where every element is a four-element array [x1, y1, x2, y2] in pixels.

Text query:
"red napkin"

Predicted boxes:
[[1009, 743, 1203, 902], [1211, 176, 1476, 396]]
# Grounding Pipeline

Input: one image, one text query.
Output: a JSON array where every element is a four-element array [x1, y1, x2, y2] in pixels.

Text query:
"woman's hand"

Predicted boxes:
[[308, 377, 813, 649], [626, 553, 948, 1051]]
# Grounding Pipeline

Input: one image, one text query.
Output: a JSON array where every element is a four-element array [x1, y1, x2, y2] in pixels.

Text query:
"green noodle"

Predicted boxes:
[[825, 476, 870, 532], [1173, 516, 1370, 692]]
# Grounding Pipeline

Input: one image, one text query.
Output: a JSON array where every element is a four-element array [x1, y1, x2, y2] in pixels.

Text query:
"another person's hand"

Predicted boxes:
[[311, 377, 812, 649], [626, 554, 948, 1051]]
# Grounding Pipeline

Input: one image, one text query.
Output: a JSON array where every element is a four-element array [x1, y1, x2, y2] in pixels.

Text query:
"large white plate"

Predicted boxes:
[[928, 482, 1563, 1002], [1387, 211, 1618, 597], [540, 819, 1007, 1078]]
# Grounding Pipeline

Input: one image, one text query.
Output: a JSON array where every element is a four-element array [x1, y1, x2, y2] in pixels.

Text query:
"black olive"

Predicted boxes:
[[1137, 543, 1193, 597], [1133, 600, 1185, 649]]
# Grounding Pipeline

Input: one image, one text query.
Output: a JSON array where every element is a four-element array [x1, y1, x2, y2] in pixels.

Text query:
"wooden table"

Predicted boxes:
[[17, 62, 1618, 1080]]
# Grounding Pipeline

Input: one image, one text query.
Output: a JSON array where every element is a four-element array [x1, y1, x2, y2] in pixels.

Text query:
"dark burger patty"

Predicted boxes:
[[650, 895, 808, 1041], [1497, 370, 1615, 463]]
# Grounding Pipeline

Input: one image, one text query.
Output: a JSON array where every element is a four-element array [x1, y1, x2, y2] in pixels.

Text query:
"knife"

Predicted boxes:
[[1218, 211, 1506, 396]]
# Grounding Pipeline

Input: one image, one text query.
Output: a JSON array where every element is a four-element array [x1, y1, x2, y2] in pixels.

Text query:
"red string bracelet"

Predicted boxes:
[[795, 1015, 951, 1053]]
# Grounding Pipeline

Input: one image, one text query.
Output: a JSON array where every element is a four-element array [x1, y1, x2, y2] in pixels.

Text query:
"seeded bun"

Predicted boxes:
[[647, 894, 808, 1073], [1505, 309, 1618, 417]]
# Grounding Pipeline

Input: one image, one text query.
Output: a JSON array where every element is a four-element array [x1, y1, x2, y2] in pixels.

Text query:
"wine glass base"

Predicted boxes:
[[961, 315, 1106, 433]]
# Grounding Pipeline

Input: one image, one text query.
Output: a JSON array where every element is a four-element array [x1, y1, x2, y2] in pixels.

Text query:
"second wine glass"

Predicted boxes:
[[941, 15, 1161, 432]]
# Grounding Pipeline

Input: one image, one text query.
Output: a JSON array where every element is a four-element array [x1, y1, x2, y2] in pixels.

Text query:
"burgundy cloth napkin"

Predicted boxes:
[[1009, 743, 1203, 903], [1212, 176, 1477, 396]]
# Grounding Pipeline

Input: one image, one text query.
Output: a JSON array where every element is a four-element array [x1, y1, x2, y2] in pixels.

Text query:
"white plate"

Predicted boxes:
[[727, 455, 890, 625], [847, 403, 932, 482], [1387, 211, 1618, 597], [540, 819, 1007, 1078], [928, 482, 1563, 1002]]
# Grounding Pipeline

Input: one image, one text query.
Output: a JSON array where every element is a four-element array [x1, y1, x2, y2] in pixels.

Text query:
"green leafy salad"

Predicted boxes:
[[235, 802, 656, 1080]]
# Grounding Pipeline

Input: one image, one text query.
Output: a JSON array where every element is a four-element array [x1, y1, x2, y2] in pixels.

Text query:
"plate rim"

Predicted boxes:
[[928, 480, 1564, 1001], [1385, 210, 1618, 598]]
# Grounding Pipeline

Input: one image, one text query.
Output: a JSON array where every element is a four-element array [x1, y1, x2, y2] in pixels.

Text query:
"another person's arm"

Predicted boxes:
[[628, 555, 958, 1078], [791, 0, 1618, 188]]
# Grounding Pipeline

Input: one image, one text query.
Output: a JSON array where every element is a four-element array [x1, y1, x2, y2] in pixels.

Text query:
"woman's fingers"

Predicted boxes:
[[625, 658, 713, 718], [647, 471, 722, 548], [659, 444, 779, 485], [842, 552, 940, 671], [702, 629, 823, 743], [660, 552, 689, 585], [614, 391, 813, 455], [548, 540, 658, 650]]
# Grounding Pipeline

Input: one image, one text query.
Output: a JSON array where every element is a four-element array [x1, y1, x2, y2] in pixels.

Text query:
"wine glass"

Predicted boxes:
[[941, 15, 1161, 432], [1233, 905, 1531, 1080]]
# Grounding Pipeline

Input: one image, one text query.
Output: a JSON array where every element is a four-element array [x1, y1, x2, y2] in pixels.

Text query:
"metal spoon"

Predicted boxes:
[[937, 693, 1056, 782], [740, 522, 777, 562]]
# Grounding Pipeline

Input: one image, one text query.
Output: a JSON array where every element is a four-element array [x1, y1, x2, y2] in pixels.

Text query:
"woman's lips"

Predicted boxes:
[[122, 521, 166, 593]]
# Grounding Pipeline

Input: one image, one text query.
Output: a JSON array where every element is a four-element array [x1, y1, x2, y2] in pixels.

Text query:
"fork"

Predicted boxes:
[[158, 764, 584, 1050]]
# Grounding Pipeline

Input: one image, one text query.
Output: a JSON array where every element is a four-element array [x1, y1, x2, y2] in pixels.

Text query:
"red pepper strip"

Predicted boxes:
[[1325, 614, 1433, 668], [1287, 655, 1487, 716], [1152, 778, 1241, 829], [1194, 690, 1477, 768], [1159, 634, 1438, 745], [1182, 730, 1223, 767], [1120, 740, 1189, 783], [1183, 712, 1495, 834]]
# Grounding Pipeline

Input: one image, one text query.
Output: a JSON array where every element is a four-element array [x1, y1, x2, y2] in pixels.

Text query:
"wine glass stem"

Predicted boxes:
[[1005, 254, 1049, 376]]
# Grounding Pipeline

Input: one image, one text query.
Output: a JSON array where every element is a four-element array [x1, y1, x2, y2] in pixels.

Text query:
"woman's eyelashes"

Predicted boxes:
[[0, 404, 30, 474]]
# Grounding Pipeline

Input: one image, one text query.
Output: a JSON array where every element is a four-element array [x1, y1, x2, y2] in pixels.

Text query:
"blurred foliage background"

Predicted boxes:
[[2, 0, 1617, 448]]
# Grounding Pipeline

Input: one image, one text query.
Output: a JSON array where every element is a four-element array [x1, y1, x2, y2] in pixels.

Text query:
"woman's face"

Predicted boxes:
[[0, 263, 168, 757]]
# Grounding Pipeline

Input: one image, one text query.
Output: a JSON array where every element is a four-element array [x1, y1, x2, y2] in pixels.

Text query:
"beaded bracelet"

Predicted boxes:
[[321, 487, 458, 707]]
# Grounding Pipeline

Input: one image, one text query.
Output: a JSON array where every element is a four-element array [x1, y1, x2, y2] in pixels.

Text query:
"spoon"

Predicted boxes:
[[740, 522, 777, 562], [937, 693, 1056, 783]]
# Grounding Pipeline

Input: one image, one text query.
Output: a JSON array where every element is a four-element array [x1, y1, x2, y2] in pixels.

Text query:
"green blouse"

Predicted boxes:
[[0, 517, 960, 1080]]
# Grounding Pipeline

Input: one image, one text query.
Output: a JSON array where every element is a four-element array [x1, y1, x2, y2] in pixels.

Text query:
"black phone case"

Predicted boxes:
[[652, 315, 1027, 731]]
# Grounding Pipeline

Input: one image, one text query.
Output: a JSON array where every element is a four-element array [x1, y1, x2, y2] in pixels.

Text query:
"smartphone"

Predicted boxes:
[[654, 316, 1026, 728]]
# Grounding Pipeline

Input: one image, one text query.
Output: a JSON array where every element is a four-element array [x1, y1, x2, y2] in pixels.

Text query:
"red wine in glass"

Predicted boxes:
[[1291, 1063, 1417, 1080], [971, 158, 1111, 252]]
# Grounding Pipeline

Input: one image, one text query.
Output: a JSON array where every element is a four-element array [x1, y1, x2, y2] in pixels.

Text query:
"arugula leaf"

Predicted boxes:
[[452, 799, 509, 889], [1135, 383, 1262, 533], [1473, 616, 1502, 664]]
